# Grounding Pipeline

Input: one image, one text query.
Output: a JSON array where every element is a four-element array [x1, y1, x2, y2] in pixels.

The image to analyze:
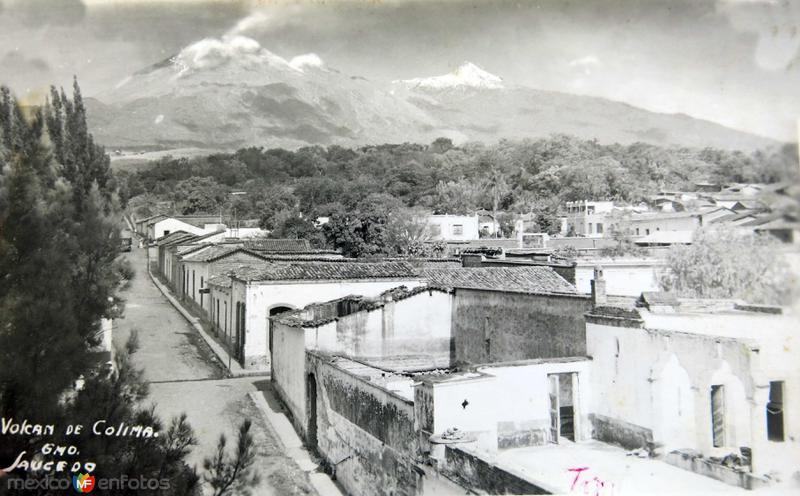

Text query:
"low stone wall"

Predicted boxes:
[[664, 451, 769, 490], [589, 413, 653, 450], [442, 445, 553, 495]]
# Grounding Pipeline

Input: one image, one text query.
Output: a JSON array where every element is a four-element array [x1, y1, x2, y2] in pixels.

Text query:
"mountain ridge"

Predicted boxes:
[[85, 36, 779, 152]]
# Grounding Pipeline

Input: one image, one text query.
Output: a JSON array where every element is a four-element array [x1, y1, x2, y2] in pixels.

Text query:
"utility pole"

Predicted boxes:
[[229, 191, 247, 238]]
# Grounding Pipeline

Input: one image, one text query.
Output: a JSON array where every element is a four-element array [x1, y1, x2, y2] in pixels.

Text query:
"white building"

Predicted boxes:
[[208, 261, 426, 370], [574, 258, 666, 296], [148, 215, 224, 240], [586, 290, 800, 489], [427, 214, 480, 241], [564, 201, 615, 237]]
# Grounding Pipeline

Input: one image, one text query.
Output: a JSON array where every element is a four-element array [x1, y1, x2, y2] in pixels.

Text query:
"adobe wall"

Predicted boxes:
[[306, 353, 421, 496], [239, 278, 424, 369], [452, 289, 591, 365], [330, 290, 452, 359], [586, 320, 753, 454]]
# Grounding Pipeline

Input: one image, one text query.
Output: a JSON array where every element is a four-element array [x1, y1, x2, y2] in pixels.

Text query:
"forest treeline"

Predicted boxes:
[[116, 134, 799, 255], [119, 135, 798, 223]]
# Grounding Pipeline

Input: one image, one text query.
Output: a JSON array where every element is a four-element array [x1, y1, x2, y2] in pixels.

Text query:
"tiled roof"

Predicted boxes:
[[232, 261, 421, 282], [182, 246, 267, 263], [421, 267, 577, 294], [244, 238, 312, 252], [189, 229, 227, 242], [256, 253, 345, 261], [626, 211, 699, 221], [207, 274, 233, 288], [172, 215, 224, 228], [138, 213, 167, 225], [445, 239, 521, 249], [638, 292, 680, 308], [156, 231, 195, 245], [739, 213, 785, 227], [177, 243, 215, 255], [754, 219, 800, 231]]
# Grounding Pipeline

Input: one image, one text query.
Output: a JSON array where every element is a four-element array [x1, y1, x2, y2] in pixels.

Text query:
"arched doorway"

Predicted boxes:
[[306, 373, 318, 451], [655, 354, 696, 452], [268, 305, 294, 365]]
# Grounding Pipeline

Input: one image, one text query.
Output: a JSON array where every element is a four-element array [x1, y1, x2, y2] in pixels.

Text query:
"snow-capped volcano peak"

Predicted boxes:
[[155, 35, 326, 78], [397, 62, 504, 90]]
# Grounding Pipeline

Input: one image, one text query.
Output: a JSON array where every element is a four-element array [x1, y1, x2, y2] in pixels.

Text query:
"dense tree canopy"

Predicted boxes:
[[119, 135, 798, 224], [659, 228, 795, 304], [116, 134, 798, 256]]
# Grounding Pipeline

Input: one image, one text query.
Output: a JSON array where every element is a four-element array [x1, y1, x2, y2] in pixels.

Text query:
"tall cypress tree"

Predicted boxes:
[[1, 83, 246, 495]]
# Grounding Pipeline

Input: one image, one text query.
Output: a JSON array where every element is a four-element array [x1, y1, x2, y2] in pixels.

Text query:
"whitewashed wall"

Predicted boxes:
[[236, 278, 425, 369]]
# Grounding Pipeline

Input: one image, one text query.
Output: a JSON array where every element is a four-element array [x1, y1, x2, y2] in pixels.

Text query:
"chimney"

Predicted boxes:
[[591, 265, 607, 306]]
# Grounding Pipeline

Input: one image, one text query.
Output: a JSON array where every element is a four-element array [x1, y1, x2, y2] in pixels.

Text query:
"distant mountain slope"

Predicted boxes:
[[85, 37, 777, 151]]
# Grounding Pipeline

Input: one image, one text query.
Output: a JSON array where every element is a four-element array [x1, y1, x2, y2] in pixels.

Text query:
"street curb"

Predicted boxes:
[[146, 265, 268, 379], [249, 392, 344, 496]]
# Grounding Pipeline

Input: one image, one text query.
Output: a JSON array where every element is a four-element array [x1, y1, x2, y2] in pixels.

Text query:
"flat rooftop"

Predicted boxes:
[[325, 355, 454, 401], [356, 354, 452, 373], [639, 308, 798, 341], [326, 356, 417, 401], [492, 441, 747, 495]]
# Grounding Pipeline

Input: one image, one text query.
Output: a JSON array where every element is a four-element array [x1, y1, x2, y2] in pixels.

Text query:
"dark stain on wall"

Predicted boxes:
[[453, 289, 592, 365], [590, 413, 653, 450], [497, 424, 548, 449], [321, 373, 416, 454], [307, 354, 423, 496]]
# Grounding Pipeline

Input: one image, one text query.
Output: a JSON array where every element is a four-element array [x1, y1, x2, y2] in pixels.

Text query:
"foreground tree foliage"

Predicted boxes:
[[203, 420, 260, 496], [659, 228, 795, 304], [0, 81, 121, 428], [0, 83, 258, 494]]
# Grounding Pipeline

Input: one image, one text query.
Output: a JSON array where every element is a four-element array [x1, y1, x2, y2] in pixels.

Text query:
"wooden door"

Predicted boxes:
[[549, 374, 560, 443], [711, 385, 725, 447]]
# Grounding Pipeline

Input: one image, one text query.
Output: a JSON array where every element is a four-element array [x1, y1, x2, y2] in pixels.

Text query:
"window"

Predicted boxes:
[[767, 381, 785, 442], [452, 224, 464, 235], [656, 227, 660, 231], [587, 223, 593, 234], [711, 385, 725, 447], [163, 230, 170, 236], [646, 229, 651, 235], [596, 223, 604, 234], [635, 228, 640, 236]]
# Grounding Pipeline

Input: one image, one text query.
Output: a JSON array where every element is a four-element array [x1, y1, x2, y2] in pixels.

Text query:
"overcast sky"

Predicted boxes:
[[0, 0, 798, 142]]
